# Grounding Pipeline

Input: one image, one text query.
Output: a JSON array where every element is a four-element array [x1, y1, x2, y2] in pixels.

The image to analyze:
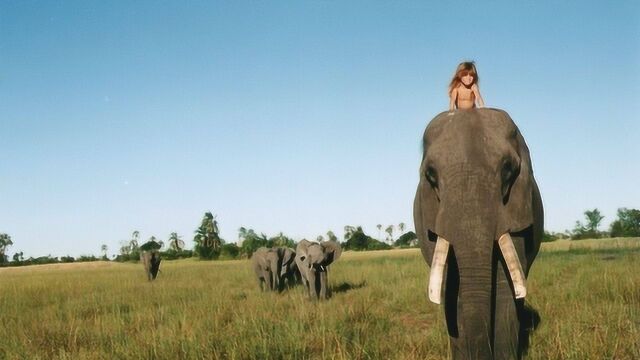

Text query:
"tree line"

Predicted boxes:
[[2, 207, 638, 266], [543, 207, 640, 241]]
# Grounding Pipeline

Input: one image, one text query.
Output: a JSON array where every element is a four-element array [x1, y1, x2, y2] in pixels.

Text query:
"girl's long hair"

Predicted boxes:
[[448, 61, 479, 95]]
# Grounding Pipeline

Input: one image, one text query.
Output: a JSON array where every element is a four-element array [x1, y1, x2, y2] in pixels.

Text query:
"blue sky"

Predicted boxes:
[[1, 1, 638, 258]]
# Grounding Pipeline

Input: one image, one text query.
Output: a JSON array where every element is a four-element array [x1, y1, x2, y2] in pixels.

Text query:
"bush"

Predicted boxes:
[[220, 243, 240, 259], [367, 240, 392, 250], [343, 227, 391, 251], [542, 231, 558, 242], [394, 231, 418, 247], [609, 208, 640, 237], [160, 249, 193, 260], [60, 256, 75, 263]]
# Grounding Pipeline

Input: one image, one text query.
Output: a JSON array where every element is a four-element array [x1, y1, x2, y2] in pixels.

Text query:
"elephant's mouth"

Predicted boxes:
[[427, 233, 527, 304]]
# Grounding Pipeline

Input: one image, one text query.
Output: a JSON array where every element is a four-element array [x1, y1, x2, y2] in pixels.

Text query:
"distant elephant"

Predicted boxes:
[[295, 240, 342, 300], [251, 247, 281, 292], [278, 247, 299, 290], [140, 250, 161, 281], [414, 109, 543, 359]]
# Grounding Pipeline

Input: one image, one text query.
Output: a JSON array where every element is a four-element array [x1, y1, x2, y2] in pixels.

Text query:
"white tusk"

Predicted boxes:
[[498, 233, 527, 299], [428, 237, 450, 304]]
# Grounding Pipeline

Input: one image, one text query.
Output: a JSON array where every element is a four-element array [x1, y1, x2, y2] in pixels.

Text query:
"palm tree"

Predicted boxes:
[[168, 232, 185, 251], [326, 230, 337, 242], [0, 233, 13, 263], [130, 230, 140, 251], [194, 212, 222, 259], [344, 225, 356, 241], [377, 224, 382, 240], [316, 235, 324, 242], [238, 227, 247, 246], [385, 225, 395, 244], [100, 244, 108, 259], [398, 222, 406, 235]]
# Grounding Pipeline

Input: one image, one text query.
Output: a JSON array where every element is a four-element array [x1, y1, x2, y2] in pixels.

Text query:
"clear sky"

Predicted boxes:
[[1, 1, 639, 258]]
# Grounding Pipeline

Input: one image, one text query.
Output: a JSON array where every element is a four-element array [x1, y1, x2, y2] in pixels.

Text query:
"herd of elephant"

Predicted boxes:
[[251, 239, 342, 300], [140, 239, 343, 301], [139, 109, 544, 359]]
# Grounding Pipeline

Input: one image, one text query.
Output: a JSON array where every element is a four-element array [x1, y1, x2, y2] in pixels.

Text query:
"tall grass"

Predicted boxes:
[[0, 239, 638, 359]]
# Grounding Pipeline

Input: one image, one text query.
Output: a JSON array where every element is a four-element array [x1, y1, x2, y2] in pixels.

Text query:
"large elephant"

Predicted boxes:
[[295, 240, 342, 300], [414, 108, 543, 359], [251, 247, 281, 291], [140, 250, 161, 281]]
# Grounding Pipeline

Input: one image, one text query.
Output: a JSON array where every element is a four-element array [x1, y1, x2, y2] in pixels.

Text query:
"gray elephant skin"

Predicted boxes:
[[140, 250, 161, 281], [251, 247, 279, 291], [279, 247, 300, 290], [414, 108, 543, 359], [252, 247, 299, 292], [295, 240, 342, 300]]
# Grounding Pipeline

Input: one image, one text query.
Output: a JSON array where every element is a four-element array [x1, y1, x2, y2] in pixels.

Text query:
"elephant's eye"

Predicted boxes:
[[425, 166, 438, 188], [501, 161, 513, 183], [501, 158, 520, 201], [501, 158, 519, 184]]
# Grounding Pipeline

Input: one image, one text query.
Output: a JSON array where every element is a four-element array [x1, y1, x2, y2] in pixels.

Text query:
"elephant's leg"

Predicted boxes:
[[266, 270, 274, 291], [319, 271, 327, 299], [493, 245, 520, 360], [300, 270, 310, 293], [307, 270, 317, 300], [269, 270, 279, 291]]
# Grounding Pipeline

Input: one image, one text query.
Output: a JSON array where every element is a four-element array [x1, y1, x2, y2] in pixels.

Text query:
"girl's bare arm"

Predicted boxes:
[[472, 84, 485, 107], [449, 88, 457, 111]]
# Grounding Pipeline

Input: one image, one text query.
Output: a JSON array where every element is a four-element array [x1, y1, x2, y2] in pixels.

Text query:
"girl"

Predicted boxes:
[[448, 61, 485, 112]]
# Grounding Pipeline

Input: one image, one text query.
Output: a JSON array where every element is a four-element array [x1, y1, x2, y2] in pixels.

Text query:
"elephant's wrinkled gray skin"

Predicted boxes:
[[278, 247, 300, 291], [140, 250, 161, 281], [414, 109, 543, 360], [251, 247, 281, 291], [295, 240, 342, 300], [252, 247, 300, 292]]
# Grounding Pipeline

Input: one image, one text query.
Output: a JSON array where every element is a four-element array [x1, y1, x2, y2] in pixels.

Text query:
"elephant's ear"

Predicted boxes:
[[414, 122, 443, 267], [321, 241, 342, 265], [498, 129, 534, 235], [283, 249, 295, 265]]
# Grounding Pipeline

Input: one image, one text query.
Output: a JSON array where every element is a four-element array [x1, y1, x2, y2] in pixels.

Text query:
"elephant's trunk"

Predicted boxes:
[[453, 242, 494, 359], [436, 174, 497, 359]]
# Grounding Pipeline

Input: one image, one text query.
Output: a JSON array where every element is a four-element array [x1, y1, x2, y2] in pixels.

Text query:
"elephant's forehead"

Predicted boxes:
[[307, 245, 323, 256], [426, 112, 516, 160], [427, 109, 513, 140]]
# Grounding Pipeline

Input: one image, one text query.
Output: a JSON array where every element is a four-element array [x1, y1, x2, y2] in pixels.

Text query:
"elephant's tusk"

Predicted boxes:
[[428, 236, 450, 304], [498, 233, 527, 299]]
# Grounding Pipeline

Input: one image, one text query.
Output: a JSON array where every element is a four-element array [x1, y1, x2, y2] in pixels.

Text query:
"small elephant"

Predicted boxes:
[[278, 247, 300, 290], [251, 247, 281, 291], [295, 240, 342, 300], [140, 250, 161, 281]]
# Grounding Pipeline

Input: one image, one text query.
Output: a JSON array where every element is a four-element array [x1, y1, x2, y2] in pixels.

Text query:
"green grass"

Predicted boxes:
[[0, 239, 638, 359]]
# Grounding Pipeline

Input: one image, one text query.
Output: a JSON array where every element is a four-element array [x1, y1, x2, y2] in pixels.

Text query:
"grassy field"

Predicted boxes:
[[0, 238, 638, 359]]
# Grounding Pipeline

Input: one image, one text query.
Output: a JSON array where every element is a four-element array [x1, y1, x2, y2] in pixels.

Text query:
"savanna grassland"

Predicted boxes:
[[0, 238, 638, 360]]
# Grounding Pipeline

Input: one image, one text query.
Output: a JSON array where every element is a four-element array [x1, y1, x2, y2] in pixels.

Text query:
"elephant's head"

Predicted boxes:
[[297, 240, 342, 273], [414, 108, 543, 359]]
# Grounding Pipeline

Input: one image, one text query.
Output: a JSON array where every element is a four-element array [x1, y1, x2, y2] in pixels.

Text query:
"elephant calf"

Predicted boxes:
[[140, 250, 161, 281], [252, 247, 299, 292], [251, 247, 280, 292], [295, 240, 342, 300]]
